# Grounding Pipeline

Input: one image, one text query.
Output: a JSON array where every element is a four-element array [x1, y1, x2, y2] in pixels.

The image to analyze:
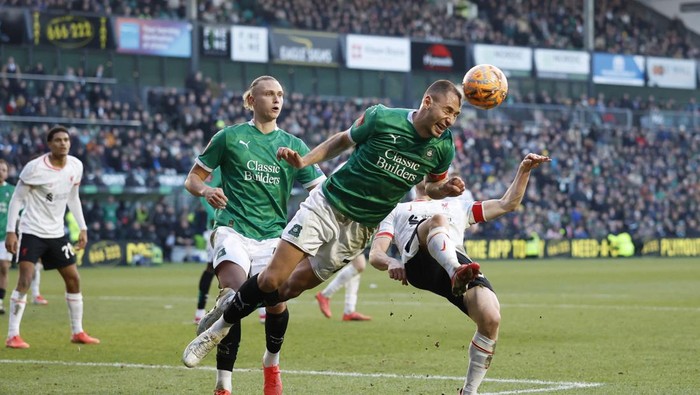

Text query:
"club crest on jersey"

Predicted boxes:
[[288, 224, 302, 237], [423, 148, 435, 159]]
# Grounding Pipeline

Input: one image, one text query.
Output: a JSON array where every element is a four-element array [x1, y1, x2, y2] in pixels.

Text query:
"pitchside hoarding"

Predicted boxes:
[[201, 24, 229, 57], [115, 17, 191, 58], [472, 44, 532, 77], [345, 34, 410, 72], [463, 238, 700, 259], [231, 25, 268, 63], [646, 57, 697, 89], [534, 48, 589, 80], [32, 11, 113, 49], [270, 28, 339, 67], [411, 41, 466, 73], [592, 53, 645, 86]]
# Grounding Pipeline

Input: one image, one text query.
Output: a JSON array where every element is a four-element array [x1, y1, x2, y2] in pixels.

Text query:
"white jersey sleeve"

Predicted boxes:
[[375, 209, 396, 240], [18, 154, 84, 238]]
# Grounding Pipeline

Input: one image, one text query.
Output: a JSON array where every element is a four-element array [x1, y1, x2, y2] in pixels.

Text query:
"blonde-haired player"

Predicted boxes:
[[184, 76, 325, 395]]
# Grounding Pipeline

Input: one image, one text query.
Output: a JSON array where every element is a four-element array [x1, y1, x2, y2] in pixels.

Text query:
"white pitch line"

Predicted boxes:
[[500, 303, 700, 313], [92, 295, 700, 313], [0, 359, 602, 394]]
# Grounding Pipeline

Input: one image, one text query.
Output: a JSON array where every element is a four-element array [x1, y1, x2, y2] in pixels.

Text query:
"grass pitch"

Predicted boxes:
[[0, 258, 698, 394]]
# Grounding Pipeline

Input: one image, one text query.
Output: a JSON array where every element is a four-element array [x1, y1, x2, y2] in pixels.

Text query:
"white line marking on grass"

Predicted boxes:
[[502, 303, 700, 313], [94, 295, 699, 313], [0, 359, 602, 394], [363, 300, 700, 313]]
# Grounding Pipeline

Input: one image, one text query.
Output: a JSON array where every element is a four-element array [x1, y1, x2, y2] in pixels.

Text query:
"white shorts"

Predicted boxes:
[[281, 187, 375, 281], [210, 227, 279, 277], [0, 241, 11, 261]]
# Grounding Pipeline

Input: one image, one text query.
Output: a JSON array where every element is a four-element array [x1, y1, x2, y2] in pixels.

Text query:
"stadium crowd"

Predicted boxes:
[[1, 58, 698, 251], [0, 0, 697, 57]]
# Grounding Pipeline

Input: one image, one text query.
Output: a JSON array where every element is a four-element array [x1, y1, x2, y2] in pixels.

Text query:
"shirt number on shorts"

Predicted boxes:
[[62, 243, 76, 259]]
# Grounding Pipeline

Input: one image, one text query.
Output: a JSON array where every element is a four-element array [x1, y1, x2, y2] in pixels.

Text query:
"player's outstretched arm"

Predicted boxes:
[[277, 129, 354, 169], [481, 153, 550, 221], [185, 163, 227, 210], [369, 236, 408, 285], [425, 176, 466, 199]]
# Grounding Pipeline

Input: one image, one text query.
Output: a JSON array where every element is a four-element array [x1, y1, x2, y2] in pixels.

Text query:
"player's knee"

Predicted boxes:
[[266, 302, 287, 314], [428, 214, 449, 228], [479, 308, 501, 336], [258, 271, 284, 290]]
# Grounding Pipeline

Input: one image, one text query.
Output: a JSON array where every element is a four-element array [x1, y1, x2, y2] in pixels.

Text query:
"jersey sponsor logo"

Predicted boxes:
[[244, 160, 281, 185], [238, 140, 250, 149], [376, 150, 421, 183], [288, 224, 302, 237]]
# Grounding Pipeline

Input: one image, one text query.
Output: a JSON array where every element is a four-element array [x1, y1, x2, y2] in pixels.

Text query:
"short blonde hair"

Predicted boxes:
[[242, 75, 279, 111]]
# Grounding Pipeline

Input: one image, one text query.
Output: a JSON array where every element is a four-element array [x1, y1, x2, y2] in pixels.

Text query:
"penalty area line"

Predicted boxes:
[[0, 359, 603, 393]]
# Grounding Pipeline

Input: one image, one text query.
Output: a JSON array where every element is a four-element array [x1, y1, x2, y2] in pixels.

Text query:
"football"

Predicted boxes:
[[462, 64, 508, 110]]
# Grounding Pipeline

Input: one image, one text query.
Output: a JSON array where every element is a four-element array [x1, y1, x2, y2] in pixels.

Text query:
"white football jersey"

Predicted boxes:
[[376, 198, 476, 259], [18, 154, 83, 238]]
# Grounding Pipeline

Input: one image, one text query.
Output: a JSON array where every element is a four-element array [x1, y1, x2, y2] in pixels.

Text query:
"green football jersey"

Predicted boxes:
[[0, 182, 15, 240], [197, 122, 324, 240], [323, 105, 455, 227]]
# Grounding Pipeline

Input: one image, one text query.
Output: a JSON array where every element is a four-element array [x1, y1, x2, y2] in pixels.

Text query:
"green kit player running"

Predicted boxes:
[[184, 79, 468, 369], [183, 76, 325, 395]]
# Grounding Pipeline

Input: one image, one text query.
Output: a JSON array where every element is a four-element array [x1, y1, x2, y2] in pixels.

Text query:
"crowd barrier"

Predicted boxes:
[[464, 238, 700, 259], [74, 237, 700, 267], [76, 240, 163, 267]]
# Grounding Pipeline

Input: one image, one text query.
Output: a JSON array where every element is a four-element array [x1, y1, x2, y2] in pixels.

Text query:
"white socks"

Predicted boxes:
[[263, 350, 280, 368], [344, 274, 360, 314], [463, 332, 496, 395], [216, 370, 232, 392], [8, 291, 90, 338], [427, 227, 460, 277], [66, 292, 84, 334], [322, 264, 358, 298], [7, 290, 27, 338]]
